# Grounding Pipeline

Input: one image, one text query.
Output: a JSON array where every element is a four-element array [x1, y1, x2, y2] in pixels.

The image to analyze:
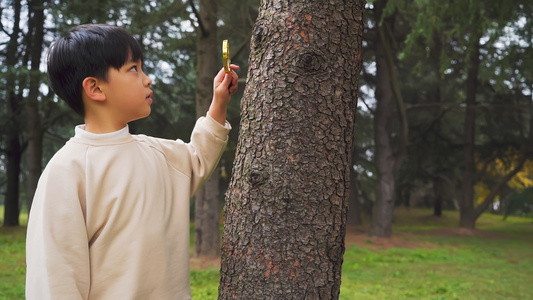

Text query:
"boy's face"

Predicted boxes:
[[99, 56, 153, 124]]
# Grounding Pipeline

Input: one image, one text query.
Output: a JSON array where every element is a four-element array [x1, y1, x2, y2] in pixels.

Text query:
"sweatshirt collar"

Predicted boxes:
[[74, 124, 130, 141]]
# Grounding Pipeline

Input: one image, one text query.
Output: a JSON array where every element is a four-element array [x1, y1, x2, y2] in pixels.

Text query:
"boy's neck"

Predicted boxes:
[[84, 117, 127, 134]]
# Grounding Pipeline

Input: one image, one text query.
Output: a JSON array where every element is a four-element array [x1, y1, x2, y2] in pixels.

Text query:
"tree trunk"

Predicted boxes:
[[369, 49, 395, 236], [430, 33, 444, 218], [25, 0, 46, 213], [4, 92, 22, 227], [368, 0, 400, 238], [459, 39, 480, 229], [3, 0, 23, 227], [218, 0, 365, 298], [193, 0, 222, 258]]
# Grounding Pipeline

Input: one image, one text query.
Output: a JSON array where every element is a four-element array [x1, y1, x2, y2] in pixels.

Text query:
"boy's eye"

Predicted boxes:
[[130, 65, 138, 72]]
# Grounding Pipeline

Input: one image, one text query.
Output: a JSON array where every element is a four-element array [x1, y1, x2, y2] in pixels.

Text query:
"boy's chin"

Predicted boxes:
[[130, 110, 152, 123]]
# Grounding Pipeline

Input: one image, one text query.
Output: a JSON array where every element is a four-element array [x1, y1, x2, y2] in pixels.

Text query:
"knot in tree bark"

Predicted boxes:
[[294, 52, 325, 75], [248, 170, 268, 187]]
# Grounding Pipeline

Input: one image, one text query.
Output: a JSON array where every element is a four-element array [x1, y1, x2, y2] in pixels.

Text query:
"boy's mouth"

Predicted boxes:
[[146, 91, 153, 103]]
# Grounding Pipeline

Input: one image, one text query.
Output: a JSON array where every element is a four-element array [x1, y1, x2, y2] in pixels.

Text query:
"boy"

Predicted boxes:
[[26, 24, 238, 299]]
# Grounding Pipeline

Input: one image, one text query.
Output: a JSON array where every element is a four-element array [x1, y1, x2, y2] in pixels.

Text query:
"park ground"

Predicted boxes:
[[1, 207, 532, 299]]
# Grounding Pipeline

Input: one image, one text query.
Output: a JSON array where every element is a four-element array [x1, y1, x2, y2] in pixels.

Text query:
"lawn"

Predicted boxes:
[[0, 206, 26, 300], [1, 207, 531, 299]]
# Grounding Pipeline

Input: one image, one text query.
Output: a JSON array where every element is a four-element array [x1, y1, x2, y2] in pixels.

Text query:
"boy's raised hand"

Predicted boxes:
[[214, 64, 239, 102], [209, 64, 239, 125]]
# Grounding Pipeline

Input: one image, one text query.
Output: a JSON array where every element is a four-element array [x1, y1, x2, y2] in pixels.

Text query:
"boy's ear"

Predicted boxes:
[[82, 77, 106, 101]]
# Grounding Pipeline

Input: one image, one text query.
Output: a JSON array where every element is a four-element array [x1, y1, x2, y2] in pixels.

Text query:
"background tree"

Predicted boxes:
[[392, 0, 533, 229], [191, 0, 223, 258], [219, 0, 366, 298], [1, 0, 23, 226], [367, 0, 409, 238], [25, 0, 46, 213], [344, 0, 532, 234]]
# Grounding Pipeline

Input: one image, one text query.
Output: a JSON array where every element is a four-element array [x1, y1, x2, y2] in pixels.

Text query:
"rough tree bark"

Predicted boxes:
[[25, 0, 46, 213], [219, 0, 365, 298], [192, 0, 222, 257]]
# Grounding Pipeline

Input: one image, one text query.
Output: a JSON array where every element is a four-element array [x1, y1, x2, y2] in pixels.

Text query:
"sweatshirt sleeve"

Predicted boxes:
[[186, 114, 231, 196], [141, 114, 231, 197], [26, 153, 90, 300]]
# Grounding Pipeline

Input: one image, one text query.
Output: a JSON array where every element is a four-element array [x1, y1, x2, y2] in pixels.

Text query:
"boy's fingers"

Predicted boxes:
[[231, 72, 238, 85], [215, 65, 239, 94], [218, 73, 232, 90], [214, 68, 227, 84]]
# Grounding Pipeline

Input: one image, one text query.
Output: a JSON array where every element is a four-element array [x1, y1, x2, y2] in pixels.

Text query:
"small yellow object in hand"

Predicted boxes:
[[222, 40, 231, 73]]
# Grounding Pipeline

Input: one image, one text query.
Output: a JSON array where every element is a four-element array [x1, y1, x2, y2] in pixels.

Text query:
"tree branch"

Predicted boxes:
[[359, 97, 375, 115], [187, 0, 206, 37], [474, 153, 529, 218], [474, 152, 499, 183]]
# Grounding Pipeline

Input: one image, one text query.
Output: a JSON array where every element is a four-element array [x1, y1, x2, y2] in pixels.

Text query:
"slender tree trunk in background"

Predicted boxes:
[[460, 37, 528, 227], [193, 0, 222, 258], [4, 92, 22, 227], [219, 0, 365, 298], [431, 35, 443, 217], [530, 84, 533, 141], [369, 0, 400, 238], [25, 0, 46, 213], [370, 44, 395, 236], [459, 40, 480, 229], [3, 0, 23, 227]]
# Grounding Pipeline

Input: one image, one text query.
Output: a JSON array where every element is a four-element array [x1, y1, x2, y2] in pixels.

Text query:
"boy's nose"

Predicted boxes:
[[144, 74, 152, 87]]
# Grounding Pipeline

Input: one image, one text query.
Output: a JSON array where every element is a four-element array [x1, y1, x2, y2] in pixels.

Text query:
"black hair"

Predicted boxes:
[[47, 24, 144, 116]]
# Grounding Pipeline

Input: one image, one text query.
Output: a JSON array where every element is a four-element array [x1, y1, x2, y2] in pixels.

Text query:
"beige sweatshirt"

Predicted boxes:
[[26, 115, 230, 300]]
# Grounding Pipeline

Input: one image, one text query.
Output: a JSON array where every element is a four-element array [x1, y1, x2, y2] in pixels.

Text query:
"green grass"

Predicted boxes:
[[0, 206, 27, 299], [1, 207, 532, 299], [191, 269, 220, 299], [0, 226, 26, 300], [340, 240, 532, 299], [339, 209, 533, 299]]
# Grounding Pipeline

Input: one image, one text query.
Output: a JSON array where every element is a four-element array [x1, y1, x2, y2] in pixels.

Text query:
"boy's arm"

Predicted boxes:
[[26, 160, 90, 300], [208, 65, 239, 125], [186, 114, 232, 196], [151, 66, 238, 196], [186, 66, 239, 195]]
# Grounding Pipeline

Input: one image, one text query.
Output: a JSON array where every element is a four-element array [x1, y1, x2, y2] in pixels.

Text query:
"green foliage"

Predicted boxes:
[[360, 0, 533, 218], [503, 187, 533, 220]]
